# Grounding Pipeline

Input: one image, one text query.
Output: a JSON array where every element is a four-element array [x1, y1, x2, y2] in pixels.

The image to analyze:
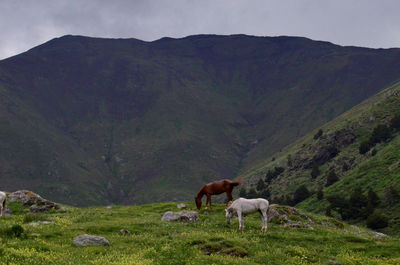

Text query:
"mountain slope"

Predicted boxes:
[[240, 81, 400, 234], [1, 34, 400, 205]]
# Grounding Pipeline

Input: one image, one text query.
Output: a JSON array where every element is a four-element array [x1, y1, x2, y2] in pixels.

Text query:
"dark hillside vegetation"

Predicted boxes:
[[240, 81, 400, 235], [1, 34, 400, 205]]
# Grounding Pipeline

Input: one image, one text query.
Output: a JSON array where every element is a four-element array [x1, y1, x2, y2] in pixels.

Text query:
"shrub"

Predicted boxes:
[[370, 124, 392, 144], [310, 162, 320, 179], [384, 187, 400, 207], [239, 188, 247, 197], [390, 114, 400, 131], [317, 189, 324, 200], [366, 213, 388, 229], [367, 189, 380, 208], [292, 185, 310, 204], [246, 188, 258, 199], [313, 129, 323, 140], [359, 141, 371, 154], [256, 178, 265, 191], [325, 170, 339, 187], [371, 148, 377, 156]]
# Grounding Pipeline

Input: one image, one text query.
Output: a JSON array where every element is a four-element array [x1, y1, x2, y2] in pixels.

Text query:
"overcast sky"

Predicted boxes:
[[0, 0, 399, 60]]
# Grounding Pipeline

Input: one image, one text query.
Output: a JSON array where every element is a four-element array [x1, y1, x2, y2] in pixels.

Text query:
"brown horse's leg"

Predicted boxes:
[[226, 189, 233, 202], [206, 194, 212, 208]]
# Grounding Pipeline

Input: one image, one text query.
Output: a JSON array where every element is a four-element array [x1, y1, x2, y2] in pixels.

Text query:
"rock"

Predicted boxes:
[[4, 208, 12, 216], [328, 260, 341, 265], [370, 232, 388, 239], [106, 206, 112, 209], [9, 190, 61, 212], [119, 229, 131, 235], [73, 234, 110, 247], [161, 210, 199, 222], [178, 211, 199, 222], [161, 211, 179, 221], [177, 203, 187, 209], [351, 225, 361, 234], [29, 221, 54, 226]]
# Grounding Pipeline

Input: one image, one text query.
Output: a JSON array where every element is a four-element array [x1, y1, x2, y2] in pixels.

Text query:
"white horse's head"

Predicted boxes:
[[225, 207, 237, 224]]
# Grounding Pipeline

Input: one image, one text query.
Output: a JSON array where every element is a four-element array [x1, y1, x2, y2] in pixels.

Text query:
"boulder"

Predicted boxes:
[[9, 190, 61, 212], [161, 210, 199, 222], [178, 211, 199, 222], [161, 211, 179, 221], [177, 203, 187, 209], [73, 234, 110, 247], [119, 229, 131, 235]]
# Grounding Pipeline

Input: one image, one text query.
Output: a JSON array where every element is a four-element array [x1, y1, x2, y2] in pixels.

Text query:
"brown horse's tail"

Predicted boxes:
[[231, 178, 243, 187]]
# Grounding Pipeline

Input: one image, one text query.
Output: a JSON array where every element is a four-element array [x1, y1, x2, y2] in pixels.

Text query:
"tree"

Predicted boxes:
[[239, 187, 247, 197], [366, 213, 388, 229], [259, 189, 270, 199], [293, 185, 310, 204], [287, 154, 293, 167], [390, 114, 400, 131], [384, 187, 400, 207], [246, 188, 258, 199], [359, 141, 371, 154], [313, 129, 323, 140], [325, 170, 339, 187], [310, 162, 320, 179], [367, 189, 380, 208], [317, 188, 324, 200], [256, 178, 265, 191], [370, 124, 392, 144]]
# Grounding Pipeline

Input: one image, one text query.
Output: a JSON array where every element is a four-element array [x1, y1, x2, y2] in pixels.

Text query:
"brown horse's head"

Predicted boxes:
[[195, 196, 202, 210]]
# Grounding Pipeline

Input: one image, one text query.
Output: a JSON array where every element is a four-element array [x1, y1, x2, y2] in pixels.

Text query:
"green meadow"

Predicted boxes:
[[1, 202, 399, 264]]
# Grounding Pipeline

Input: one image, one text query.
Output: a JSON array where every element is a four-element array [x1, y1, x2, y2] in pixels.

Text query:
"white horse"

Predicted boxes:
[[225, 198, 269, 231], [0, 191, 6, 217]]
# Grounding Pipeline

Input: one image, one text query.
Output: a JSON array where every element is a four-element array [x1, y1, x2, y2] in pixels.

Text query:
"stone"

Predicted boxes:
[[161, 210, 199, 222], [9, 190, 61, 212], [29, 221, 54, 226], [370, 232, 388, 239], [178, 211, 199, 222], [177, 203, 187, 209], [119, 229, 131, 235], [73, 234, 110, 247], [4, 208, 12, 216], [161, 211, 179, 221]]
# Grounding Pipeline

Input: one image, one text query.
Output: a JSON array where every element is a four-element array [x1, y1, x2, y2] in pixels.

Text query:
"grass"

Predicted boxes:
[[0, 202, 399, 264]]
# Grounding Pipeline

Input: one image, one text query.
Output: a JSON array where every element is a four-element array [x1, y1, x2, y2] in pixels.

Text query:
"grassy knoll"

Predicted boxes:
[[1, 203, 399, 264]]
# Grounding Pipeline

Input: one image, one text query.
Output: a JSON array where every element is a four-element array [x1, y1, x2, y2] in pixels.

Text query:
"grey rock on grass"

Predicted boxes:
[[73, 234, 110, 247]]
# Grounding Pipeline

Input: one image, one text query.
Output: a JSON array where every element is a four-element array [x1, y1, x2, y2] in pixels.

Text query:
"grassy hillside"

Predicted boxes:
[[1, 34, 400, 205], [1, 202, 399, 264], [240, 81, 400, 234]]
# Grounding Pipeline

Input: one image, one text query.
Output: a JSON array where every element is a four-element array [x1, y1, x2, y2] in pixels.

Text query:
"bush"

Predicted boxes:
[[366, 213, 388, 229], [325, 170, 339, 187], [292, 185, 310, 204], [265, 167, 285, 183], [313, 129, 323, 140], [370, 124, 392, 144], [310, 162, 320, 179], [317, 189, 324, 200], [359, 141, 371, 154], [390, 114, 400, 131], [256, 178, 265, 191], [239, 188, 247, 197]]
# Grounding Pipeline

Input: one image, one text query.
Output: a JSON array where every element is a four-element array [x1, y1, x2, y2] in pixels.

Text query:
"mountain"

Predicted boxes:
[[1, 34, 400, 205], [240, 81, 400, 234]]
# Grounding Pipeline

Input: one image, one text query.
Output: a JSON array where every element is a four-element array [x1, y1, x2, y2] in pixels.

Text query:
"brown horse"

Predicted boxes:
[[195, 178, 243, 209]]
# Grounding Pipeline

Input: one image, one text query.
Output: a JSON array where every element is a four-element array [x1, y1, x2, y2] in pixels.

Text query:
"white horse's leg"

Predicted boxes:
[[261, 209, 268, 231], [238, 211, 244, 230], [0, 202, 3, 217]]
